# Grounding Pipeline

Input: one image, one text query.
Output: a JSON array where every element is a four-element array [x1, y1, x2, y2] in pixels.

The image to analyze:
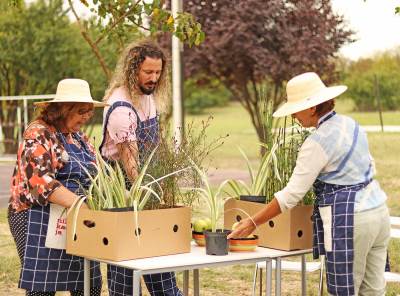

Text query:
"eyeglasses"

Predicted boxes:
[[77, 108, 94, 117]]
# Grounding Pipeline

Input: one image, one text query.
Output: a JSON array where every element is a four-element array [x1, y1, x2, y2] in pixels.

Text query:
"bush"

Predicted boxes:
[[344, 51, 400, 111], [184, 78, 231, 114]]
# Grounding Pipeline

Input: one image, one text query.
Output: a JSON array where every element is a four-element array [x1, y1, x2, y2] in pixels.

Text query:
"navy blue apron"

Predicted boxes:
[[100, 101, 182, 296], [19, 132, 102, 292]]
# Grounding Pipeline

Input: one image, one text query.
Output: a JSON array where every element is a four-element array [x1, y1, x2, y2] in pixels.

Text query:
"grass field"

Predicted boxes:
[[1, 100, 399, 295]]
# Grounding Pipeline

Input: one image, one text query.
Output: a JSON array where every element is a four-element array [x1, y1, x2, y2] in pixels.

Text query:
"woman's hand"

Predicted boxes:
[[227, 218, 256, 239], [227, 198, 283, 239]]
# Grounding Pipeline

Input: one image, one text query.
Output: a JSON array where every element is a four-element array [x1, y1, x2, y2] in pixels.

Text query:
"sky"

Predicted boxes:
[[331, 0, 400, 60], [64, 0, 400, 61]]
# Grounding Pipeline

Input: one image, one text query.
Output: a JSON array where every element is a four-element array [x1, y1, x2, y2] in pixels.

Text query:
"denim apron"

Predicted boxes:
[[100, 101, 182, 296], [19, 132, 102, 292]]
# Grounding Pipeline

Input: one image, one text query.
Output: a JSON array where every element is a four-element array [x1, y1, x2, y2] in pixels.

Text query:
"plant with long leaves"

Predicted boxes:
[[225, 141, 281, 198], [69, 146, 189, 242], [71, 146, 188, 211], [185, 159, 231, 233]]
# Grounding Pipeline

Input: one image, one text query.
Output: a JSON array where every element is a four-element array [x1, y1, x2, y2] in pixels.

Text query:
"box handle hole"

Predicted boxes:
[[135, 228, 142, 237], [74, 234, 77, 241], [83, 220, 95, 228], [297, 230, 303, 238], [173, 225, 179, 232], [103, 237, 108, 245], [269, 220, 274, 228], [236, 215, 242, 222]]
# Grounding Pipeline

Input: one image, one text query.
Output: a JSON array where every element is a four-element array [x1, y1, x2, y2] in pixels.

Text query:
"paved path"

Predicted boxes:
[[362, 125, 400, 132], [0, 164, 13, 208]]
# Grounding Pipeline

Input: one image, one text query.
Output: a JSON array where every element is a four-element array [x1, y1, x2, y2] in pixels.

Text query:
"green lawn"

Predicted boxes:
[[1, 100, 399, 295]]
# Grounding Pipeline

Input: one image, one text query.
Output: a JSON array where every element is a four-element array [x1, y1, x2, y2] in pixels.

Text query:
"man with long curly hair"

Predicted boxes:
[[99, 39, 182, 296]]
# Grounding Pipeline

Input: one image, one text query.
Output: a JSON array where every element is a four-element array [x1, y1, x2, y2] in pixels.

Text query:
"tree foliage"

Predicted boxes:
[[8, 0, 205, 80], [0, 0, 127, 153], [343, 50, 400, 111], [179, 0, 353, 145]]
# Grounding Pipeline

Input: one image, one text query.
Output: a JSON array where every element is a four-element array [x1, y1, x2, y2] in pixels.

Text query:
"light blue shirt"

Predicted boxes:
[[275, 112, 387, 212]]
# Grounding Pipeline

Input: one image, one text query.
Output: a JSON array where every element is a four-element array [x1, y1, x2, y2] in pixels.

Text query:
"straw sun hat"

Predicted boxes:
[[273, 72, 347, 117], [34, 78, 108, 107]]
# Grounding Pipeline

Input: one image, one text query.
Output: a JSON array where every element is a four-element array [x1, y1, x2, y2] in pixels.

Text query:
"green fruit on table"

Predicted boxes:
[[203, 218, 212, 230], [193, 219, 208, 233]]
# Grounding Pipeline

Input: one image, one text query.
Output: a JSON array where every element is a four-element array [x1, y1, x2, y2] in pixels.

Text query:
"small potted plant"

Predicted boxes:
[[186, 160, 232, 255]]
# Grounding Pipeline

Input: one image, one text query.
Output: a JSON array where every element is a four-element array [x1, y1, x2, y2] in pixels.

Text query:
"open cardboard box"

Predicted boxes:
[[224, 199, 313, 251], [67, 206, 191, 261]]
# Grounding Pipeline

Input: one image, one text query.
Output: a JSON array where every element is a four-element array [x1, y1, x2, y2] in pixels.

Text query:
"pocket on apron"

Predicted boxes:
[[45, 203, 67, 250], [319, 205, 333, 252]]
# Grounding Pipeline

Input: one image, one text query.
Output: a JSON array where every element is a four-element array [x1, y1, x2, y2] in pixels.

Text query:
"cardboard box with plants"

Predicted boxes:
[[66, 148, 193, 261], [224, 102, 314, 251]]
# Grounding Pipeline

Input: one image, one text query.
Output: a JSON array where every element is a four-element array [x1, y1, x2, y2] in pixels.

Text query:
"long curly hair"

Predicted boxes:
[[104, 39, 170, 112]]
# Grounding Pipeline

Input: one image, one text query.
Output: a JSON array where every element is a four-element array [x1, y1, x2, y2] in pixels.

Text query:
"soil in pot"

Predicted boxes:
[[239, 195, 266, 204], [204, 229, 231, 255]]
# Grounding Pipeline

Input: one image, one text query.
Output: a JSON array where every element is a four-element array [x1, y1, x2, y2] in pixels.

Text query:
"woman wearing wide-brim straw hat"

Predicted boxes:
[[229, 72, 390, 295], [8, 78, 107, 296]]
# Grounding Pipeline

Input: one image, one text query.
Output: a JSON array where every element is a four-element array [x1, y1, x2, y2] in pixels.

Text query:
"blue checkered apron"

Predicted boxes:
[[313, 179, 371, 296], [19, 133, 102, 292], [101, 101, 182, 296]]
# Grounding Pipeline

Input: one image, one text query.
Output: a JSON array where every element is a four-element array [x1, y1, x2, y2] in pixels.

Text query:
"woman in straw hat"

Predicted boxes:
[[8, 78, 107, 296], [229, 72, 390, 295]]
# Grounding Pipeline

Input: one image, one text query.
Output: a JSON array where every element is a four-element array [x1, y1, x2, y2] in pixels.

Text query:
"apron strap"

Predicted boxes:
[[99, 101, 140, 153], [318, 121, 361, 181]]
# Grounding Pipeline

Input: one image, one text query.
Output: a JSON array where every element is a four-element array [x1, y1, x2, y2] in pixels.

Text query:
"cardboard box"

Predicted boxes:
[[67, 206, 191, 261], [224, 199, 313, 251]]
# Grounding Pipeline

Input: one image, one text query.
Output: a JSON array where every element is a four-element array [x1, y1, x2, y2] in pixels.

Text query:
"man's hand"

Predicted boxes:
[[227, 218, 256, 239]]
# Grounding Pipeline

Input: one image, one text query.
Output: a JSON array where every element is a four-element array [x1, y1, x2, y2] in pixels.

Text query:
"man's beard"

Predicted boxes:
[[139, 83, 156, 95]]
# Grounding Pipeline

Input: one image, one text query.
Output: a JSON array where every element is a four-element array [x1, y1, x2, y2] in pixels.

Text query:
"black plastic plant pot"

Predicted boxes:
[[204, 229, 231, 256], [239, 195, 266, 204]]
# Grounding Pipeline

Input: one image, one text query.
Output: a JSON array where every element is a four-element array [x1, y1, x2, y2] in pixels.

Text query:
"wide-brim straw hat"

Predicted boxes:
[[34, 78, 108, 107], [273, 72, 347, 117]]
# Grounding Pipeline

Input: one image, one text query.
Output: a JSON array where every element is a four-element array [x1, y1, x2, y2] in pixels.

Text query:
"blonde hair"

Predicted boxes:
[[104, 39, 170, 112]]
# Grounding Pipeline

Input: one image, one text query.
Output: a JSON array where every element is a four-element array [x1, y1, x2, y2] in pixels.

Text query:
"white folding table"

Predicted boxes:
[[83, 243, 312, 296]]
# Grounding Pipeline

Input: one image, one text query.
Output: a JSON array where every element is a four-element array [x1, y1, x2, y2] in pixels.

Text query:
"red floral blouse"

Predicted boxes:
[[9, 120, 95, 212]]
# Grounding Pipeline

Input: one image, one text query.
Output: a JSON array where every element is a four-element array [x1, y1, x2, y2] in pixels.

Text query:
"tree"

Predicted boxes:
[[180, 0, 353, 146], [344, 50, 400, 111], [8, 0, 205, 80], [0, 0, 122, 153]]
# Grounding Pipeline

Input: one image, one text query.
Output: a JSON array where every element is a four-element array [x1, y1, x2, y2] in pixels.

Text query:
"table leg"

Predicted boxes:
[[318, 255, 325, 296], [259, 267, 263, 296], [301, 255, 306, 296], [275, 258, 282, 296], [133, 270, 141, 296], [265, 259, 272, 296], [183, 270, 189, 296], [84, 258, 90, 296], [193, 269, 199, 296]]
